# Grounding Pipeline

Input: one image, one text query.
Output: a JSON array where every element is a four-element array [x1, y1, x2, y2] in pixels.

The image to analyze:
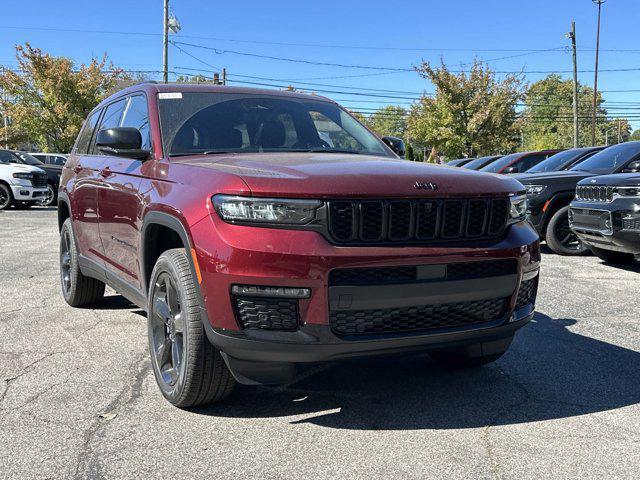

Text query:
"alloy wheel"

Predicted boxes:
[[0, 187, 10, 209], [555, 213, 583, 251], [39, 185, 55, 207], [60, 229, 72, 294], [150, 273, 184, 387]]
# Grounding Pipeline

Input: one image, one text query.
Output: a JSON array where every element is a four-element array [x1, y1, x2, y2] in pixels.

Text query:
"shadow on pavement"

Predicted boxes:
[[193, 313, 640, 430]]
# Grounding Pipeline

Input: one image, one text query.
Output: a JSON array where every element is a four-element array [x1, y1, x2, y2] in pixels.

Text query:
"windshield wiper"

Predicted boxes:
[[294, 148, 362, 154], [169, 151, 234, 157]]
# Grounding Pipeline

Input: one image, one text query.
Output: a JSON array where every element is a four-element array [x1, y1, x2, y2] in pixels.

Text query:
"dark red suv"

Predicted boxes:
[[58, 83, 540, 407]]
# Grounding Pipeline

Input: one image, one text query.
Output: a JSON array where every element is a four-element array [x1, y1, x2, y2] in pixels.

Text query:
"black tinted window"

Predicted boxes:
[[75, 110, 102, 154], [0, 150, 18, 164], [570, 142, 640, 174], [121, 95, 151, 150], [92, 99, 126, 154], [519, 154, 548, 172]]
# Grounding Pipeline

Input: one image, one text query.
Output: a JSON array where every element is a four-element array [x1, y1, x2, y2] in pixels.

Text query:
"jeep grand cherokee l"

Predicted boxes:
[[58, 83, 540, 407], [570, 173, 640, 265]]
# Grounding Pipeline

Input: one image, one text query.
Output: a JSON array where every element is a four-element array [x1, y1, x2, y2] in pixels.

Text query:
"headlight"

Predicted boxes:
[[509, 194, 527, 223], [615, 186, 640, 198], [12, 172, 33, 180], [213, 195, 321, 225], [525, 185, 546, 196]]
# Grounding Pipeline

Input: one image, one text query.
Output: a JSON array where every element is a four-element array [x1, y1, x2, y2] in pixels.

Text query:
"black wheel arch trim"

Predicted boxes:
[[541, 191, 575, 228], [141, 210, 211, 325]]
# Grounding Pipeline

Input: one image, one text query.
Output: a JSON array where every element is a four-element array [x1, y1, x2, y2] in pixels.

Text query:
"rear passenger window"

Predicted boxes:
[[120, 95, 151, 150], [75, 110, 102, 154]]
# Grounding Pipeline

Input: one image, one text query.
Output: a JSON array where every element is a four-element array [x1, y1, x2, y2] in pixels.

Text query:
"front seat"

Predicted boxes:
[[256, 121, 286, 149]]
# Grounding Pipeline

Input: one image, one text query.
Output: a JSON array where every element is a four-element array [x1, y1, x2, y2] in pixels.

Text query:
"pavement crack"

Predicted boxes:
[[72, 352, 151, 480], [0, 352, 64, 408]]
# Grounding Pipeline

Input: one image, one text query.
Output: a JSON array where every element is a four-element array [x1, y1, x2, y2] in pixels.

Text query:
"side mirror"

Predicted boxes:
[[381, 136, 406, 158], [622, 160, 640, 173], [504, 165, 520, 174], [96, 127, 150, 160]]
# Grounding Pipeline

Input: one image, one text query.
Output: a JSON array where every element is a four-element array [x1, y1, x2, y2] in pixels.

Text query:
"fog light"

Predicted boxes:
[[231, 284, 311, 299], [20, 190, 29, 195]]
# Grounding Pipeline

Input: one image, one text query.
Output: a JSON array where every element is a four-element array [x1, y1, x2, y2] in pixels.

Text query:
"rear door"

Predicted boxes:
[[68, 109, 107, 266], [96, 94, 152, 291]]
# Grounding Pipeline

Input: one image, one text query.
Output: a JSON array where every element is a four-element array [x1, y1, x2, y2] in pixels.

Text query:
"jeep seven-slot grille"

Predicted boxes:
[[327, 198, 509, 245], [330, 297, 508, 336], [328, 259, 517, 286], [575, 185, 614, 202]]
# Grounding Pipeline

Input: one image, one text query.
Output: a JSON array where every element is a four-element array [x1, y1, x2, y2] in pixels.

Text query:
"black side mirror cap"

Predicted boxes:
[[96, 127, 150, 160], [381, 136, 406, 158]]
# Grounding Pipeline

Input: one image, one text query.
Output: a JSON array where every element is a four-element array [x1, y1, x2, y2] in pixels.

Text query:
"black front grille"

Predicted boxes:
[[622, 217, 640, 231], [31, 173, 47, 188], [576, 185, 613, 202], [330, 297, 507, 336], [233, 297, 299, 331], [328, 259, 516, 286], [326, 197, 510, 245], [515, 278, 537, 310]]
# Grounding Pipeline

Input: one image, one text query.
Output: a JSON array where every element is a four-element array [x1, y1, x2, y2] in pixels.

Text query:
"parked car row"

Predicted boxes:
[[447, 142, 640, 261], [0, 149, 67, 209]]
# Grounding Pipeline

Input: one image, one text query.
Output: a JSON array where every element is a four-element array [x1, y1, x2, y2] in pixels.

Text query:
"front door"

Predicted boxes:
[[97, 95, 152, 291]]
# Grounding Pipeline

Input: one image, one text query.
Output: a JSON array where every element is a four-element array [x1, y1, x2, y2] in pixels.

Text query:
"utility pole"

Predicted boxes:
[[1, 67, 8, 149], [568, 21, 579, 148], [222, 68, 227, 86], [617, 118, 621, 143], [162, 0, 169, 83], [591, 0, 605, 145]]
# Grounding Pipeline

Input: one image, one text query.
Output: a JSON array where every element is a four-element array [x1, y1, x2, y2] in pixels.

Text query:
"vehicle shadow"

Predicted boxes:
[[593, 260, 640, 273], [193, 313, 640, 430]]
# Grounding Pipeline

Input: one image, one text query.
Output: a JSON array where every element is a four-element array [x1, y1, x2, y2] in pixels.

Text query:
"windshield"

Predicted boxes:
[[527, 149, 587, 173], [158, 92, 391, 157], [480, 153, 521, 173], [14, 151, 44, 166], [570, 142, 640, 174], [463, 155, 499, 169]]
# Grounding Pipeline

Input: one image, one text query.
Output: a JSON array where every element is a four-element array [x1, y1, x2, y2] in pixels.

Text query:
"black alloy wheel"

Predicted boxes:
[[545, 206, 588, 256], [149, 272, 185, 387], [0, 184, 12, 210]]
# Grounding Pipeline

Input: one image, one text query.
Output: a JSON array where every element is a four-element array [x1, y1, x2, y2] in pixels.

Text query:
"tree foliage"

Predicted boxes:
[[518, 74, 616, 149], [0, 43, 129, 152], [363, 105, 407, 138], [631, 129, 640, 141], [407, 60, 523, 158]]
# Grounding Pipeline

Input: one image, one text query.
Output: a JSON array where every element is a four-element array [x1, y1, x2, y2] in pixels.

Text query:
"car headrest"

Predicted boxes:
[[257, 121, 286, 149]]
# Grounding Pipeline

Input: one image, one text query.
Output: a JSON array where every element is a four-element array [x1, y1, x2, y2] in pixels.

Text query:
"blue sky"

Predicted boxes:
[[1, 0, 639, 129]]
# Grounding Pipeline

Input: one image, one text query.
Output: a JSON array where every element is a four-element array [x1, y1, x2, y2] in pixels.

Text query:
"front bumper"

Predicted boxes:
[[190, 215, 540, 383], [10, 185, 48, 201], [570, 199, 640, 255]]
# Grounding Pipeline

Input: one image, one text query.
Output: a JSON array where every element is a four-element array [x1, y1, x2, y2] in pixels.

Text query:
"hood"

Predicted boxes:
[[0, 164, 46, 174], [177, 152, 524, 198], [513, 170, 596, 185], [577, 173, 640, 187]]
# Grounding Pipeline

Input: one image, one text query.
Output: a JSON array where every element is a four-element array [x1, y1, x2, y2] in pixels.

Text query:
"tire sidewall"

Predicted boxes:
[[147, 252, 194, 404], [546, 206, 587, 255], [60, 219, 80, 303], [0, 184, 13, 210]]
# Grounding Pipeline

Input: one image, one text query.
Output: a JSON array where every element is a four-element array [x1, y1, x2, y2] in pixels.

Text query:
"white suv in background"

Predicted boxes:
[[0, 150, 49, 210]]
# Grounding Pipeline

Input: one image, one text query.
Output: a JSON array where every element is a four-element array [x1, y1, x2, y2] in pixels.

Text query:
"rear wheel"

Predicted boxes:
[[545, 206, 588, 255], [589, 246, 636, 265], [0, 184, 12, 210], [148, 248, 235, 408], [430, 335, 513, 369], [60, 218, 105, 306]]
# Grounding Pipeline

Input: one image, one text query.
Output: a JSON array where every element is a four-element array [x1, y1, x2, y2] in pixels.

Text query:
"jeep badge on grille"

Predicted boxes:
[[414, 181, 438, 191]]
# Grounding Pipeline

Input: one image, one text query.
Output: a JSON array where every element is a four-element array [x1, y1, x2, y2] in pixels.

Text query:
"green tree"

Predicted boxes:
[[519, 74, 619, 149], [407, 60, 523, 158], [364, 105, 407, 138], [405, 142, 415, 161], [0, 43, 128, 152], [631, 129, 640, 141]]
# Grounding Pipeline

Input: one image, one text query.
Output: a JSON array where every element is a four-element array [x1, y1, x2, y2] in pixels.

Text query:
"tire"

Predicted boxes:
[[545, 206, 588, 256], [429, 335, 513, 369], [39, 184, 57, 207], [59, 218, 105, 307], [0, 184, 13, 210], [147, 248, 235, 408], [589, 246, 636, 265]]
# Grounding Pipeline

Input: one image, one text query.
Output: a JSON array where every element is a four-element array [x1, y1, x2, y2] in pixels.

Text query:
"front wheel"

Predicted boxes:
[[39, 184, 57, 207], [148, 248, 235, 408], [590, 246, 636, 265], [545, 206, 588, 255], [0, 184, 13, 210]]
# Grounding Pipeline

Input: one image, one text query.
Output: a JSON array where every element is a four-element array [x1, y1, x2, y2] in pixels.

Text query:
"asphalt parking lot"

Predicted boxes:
[[1, 208, 639, 480]]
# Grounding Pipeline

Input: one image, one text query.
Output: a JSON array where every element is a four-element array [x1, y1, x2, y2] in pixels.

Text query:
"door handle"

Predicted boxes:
[[99, 167, 112, 179]]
